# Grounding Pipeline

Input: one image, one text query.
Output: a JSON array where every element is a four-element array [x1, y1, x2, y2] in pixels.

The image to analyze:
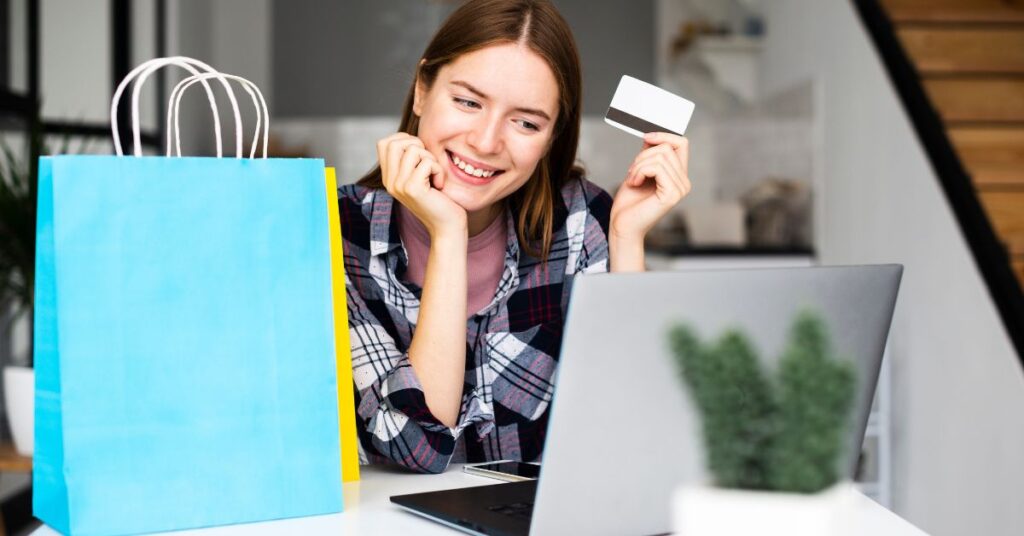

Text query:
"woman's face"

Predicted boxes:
[[413, 43, 560, 218]]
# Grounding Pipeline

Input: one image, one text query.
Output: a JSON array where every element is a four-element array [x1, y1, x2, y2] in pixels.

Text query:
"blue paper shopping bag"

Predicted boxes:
[[33, 155, 344, 535]]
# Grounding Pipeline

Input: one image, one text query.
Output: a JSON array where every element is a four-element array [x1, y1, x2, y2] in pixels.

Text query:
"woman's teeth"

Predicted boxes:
[[451, 153, 497, 178]]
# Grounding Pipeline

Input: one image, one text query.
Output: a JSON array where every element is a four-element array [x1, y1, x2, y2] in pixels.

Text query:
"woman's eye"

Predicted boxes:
[[516, 119, 540, 132], [453, 97, 480, 109]]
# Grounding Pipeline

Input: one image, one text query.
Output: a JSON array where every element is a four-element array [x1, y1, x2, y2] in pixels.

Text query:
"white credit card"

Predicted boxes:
[[604, 75, 695, 138]]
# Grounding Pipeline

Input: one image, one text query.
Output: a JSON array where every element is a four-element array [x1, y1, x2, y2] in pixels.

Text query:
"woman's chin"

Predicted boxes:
[[438, 183, 490, 214]]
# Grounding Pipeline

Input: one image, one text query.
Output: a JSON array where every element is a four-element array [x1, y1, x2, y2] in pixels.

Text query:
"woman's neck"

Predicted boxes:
[[466, 204, 503, 237]]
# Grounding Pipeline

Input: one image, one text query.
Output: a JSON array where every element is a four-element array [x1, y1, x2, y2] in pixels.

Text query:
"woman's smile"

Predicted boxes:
[[445, 149, 506, 185]]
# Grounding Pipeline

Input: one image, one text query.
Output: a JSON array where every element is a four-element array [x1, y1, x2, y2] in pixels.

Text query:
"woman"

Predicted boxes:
[[339, 0, 690, 474]]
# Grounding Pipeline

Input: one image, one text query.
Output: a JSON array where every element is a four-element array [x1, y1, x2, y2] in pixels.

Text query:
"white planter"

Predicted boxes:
[[672, 481, 856, 536], [4, 366, 34, 456]]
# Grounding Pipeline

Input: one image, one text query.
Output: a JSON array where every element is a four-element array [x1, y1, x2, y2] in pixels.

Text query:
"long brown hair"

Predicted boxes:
[[357, 0, 585, 260]]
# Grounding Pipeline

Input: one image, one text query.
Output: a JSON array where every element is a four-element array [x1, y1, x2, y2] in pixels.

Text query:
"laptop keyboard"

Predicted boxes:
[[487, 501, 534, 520]]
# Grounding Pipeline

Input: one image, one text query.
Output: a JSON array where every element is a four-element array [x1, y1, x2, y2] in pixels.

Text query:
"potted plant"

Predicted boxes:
[[0, 124, 42, 456], [667, 311, 858, 536], [0, 120, 72, 456]]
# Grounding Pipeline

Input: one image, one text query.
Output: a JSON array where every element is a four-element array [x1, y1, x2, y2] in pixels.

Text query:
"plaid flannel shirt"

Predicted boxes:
[[339, 177, 612, 474]]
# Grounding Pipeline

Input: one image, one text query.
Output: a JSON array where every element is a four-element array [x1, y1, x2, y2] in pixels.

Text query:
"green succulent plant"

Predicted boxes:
[[668, 311, 857, 493]]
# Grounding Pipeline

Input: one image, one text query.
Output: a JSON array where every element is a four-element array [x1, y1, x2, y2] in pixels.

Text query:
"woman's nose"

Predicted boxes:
[[467, 116, 503, 155]]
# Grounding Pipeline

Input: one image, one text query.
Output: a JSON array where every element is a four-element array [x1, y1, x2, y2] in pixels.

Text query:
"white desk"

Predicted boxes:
[[33, 464, 929, 535]]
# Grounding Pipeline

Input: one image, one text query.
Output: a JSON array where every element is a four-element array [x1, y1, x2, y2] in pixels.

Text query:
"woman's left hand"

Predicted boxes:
[[610, 132, 691, 241]]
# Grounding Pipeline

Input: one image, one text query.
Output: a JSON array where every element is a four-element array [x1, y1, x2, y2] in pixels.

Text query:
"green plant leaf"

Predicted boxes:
[[669, 324, 776, 489], [767, 311, 858, 493], [668, 311, 858, 493]]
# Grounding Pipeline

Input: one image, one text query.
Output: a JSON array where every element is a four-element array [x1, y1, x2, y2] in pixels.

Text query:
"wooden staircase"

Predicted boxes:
[[881, 0, 1024, 288]]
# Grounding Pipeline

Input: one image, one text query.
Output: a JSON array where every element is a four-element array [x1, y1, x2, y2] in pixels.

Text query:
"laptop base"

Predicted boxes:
[[391, 480, 536, 536]]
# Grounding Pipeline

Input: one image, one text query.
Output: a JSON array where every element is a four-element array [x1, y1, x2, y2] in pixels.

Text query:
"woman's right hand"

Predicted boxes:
[[377, 133, 467, 237]]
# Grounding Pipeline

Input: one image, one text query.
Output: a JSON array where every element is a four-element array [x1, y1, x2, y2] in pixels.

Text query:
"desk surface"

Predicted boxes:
[[33, 464, 929, 535]]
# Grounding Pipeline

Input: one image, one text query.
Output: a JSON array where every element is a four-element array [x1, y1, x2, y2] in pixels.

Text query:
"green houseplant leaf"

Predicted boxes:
[[669, 311, 857, 494], [767, 312, 858, 493], [0, 132, 38, 321], [670, 325, 776, 489], [0, 118, 80, 366]]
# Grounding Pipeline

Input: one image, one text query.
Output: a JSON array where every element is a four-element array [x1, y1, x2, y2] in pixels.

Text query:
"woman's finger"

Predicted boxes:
[[411, 159, 435, 189], [430, 158, 445, 189], [642, 132, 690, 176], [627, 143, 678, 179], [631, 161, 683, 203], [387, 137, 418, 181], [645, 150, 688, 194], [628, 159, 691, 206], [675, 137, 690, 178], [394, 144, 422, 194], [643, 132, 688, 152], [628, 151, 680, 188], [679, 171, 692, 197], [385, 135, 421, 171], [413, 156, 446, 191], [378, 133, 415, 186], [381, 135, 406, 189], [391, 144, 423, 184], [395, 145, 435, 194], [628, 142, 674, 167], [386, 138, 426, 191]]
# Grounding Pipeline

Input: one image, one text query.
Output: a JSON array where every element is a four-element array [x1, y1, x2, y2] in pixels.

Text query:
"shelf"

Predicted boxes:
[[692, 35, 764, 103], [693, 35, 763, 53], [0, 444, 31, 473]]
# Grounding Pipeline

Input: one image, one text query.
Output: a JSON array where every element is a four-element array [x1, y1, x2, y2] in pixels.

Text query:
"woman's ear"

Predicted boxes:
[[413, 59, 428, 117]]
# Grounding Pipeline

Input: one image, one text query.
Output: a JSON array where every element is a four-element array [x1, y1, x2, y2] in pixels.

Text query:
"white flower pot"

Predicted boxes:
[[672, 481, 856, 536], [4, 366, 34, 456]]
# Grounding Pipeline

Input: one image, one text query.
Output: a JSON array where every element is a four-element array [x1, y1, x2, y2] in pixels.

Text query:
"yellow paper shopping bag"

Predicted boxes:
[[325, 167, 361, 482]]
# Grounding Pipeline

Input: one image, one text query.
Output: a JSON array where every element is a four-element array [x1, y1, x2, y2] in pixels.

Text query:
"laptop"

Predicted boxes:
[[391, 265, 903, 535]]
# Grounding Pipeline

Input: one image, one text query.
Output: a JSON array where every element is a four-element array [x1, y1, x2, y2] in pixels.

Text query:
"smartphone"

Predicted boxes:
[[462, 461, 541, 482]]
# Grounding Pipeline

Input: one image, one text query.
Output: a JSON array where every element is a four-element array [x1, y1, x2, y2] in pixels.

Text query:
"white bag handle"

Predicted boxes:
[[134, 57, 242, 158], [110, 56, 239, 157], [132, 57, 241, 157], [168, 73, 269, 159], [167, 74, 260, 159]]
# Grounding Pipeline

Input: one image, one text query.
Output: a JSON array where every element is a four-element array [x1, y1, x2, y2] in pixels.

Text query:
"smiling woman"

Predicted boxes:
[[341, 0, 691, 474]]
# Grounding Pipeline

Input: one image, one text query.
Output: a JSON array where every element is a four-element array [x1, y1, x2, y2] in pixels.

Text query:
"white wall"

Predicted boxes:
[[8, 0, 27, 92], [13, 0, 163, 152], [166, 0, 271, 156], [209, 0, 271, 106], [759, 2, 1024, 535], [36, 0, 155, 144], [39, 0, 110, 124]]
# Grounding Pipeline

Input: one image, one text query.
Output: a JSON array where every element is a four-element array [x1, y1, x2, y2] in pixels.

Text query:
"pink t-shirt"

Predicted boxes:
[[397, 204, 507, 318]]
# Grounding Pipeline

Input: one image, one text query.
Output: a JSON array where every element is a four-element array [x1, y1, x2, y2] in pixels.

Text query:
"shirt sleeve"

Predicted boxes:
[[346, 278, 471, 474]]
